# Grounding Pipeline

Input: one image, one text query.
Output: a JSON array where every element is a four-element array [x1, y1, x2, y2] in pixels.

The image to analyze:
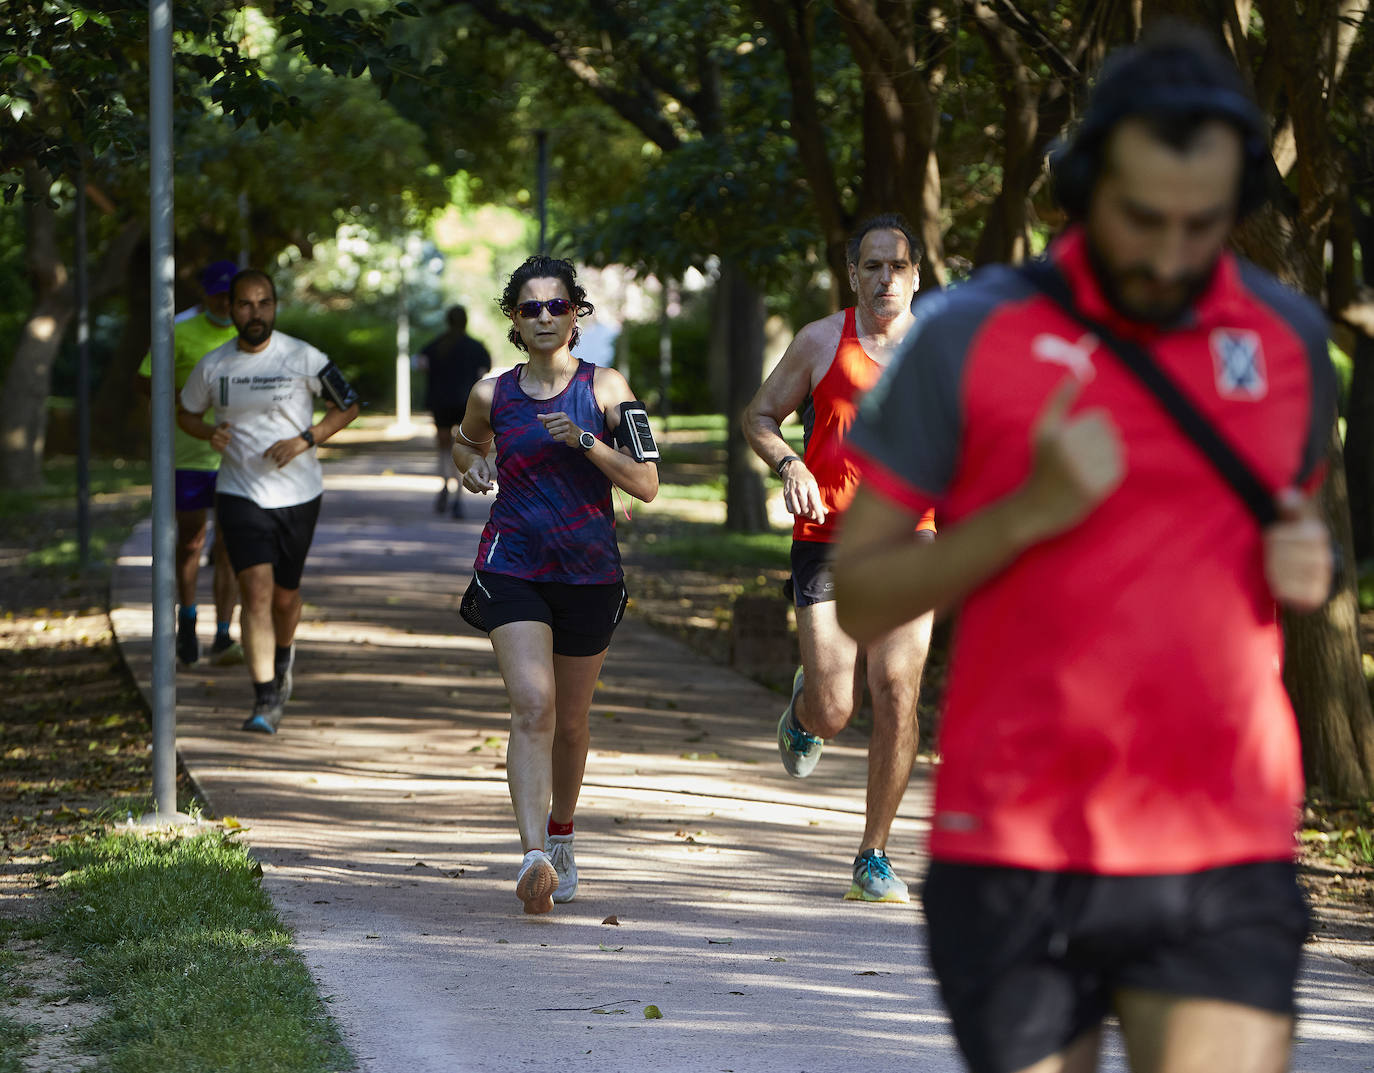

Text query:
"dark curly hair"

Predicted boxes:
[[498, 255, 595, 352]]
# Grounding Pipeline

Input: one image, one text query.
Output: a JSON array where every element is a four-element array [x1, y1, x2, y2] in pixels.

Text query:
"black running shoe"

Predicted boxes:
[[176, 617, 199, 666]]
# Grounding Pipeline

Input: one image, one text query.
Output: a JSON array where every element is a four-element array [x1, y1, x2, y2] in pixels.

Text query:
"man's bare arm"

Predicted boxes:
[[740, 315, 841, 523]]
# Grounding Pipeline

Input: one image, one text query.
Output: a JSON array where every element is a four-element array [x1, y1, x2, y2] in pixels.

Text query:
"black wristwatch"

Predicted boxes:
[[578, 430, 596, 452], [300, 429, 315, 447], [776, 454, 802, 478]]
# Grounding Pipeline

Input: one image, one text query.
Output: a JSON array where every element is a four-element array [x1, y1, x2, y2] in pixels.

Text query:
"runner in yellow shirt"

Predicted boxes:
[[138, 260, 242, 666]]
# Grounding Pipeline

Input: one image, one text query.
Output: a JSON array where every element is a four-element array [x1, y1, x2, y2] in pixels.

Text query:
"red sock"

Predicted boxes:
[[547, 817, 574, 837]]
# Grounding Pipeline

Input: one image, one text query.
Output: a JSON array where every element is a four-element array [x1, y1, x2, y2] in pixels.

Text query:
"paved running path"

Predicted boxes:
[[110, 426, 1374, 1073]]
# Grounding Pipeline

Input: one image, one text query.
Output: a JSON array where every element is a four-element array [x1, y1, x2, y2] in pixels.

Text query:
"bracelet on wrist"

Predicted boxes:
[[776, 454, 802, 478]]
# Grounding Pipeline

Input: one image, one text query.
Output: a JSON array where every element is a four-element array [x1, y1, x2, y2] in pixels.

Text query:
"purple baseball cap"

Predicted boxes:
[[199, 260, 239, 296]]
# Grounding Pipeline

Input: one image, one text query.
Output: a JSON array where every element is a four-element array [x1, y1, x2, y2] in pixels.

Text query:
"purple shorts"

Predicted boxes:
[[174, 469, 219, 512]]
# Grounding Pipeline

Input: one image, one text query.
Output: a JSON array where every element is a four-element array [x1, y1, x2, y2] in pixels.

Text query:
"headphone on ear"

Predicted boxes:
[[1050, 81, 1271, 220]]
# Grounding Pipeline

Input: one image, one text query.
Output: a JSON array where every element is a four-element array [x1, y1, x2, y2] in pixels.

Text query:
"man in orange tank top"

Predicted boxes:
[[742, 214, 935, 902]]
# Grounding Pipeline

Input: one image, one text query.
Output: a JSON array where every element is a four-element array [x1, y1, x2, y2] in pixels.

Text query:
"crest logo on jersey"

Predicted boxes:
[[1211, 329, 1267, 400], [1032, 332, 1098, 382]]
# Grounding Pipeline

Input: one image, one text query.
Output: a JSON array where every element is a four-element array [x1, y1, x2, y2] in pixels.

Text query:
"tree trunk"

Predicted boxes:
[[91, 238, 153, 454], [1345, 329, 1374, 561], [721, 263, 768, 533], [1283, 429, 1374, 800], [1, 176, 72, 488]]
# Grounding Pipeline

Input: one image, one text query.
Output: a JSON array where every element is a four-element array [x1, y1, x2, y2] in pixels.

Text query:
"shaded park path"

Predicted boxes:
[[110, 425, 1374, 1073]]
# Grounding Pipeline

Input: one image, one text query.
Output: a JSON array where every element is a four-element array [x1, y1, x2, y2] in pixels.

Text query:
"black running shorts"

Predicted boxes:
[[788, 539, 835, 608], [921, 859, 1310, 1073], [469, 571, 627, 657], [215, 493, 322, 591]]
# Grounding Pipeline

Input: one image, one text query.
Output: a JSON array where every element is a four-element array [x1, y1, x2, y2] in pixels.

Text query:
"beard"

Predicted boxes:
[[237, 317, 274, 347], [1084, 234, 1217, 327]]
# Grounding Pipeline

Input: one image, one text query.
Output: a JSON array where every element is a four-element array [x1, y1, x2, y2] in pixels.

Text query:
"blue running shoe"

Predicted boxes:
[[241, 694, 284, 735], [844, 849, 910, 903], [776, 668, 822, 778]]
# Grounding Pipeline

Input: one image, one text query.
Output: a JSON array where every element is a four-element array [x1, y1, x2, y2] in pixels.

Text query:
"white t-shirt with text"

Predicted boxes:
[[181, 332, 331, 508]]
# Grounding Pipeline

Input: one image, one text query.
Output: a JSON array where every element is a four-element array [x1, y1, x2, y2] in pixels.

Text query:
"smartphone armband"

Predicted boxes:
[[319, 361, 360, 410], [613, 401, 659, 462]]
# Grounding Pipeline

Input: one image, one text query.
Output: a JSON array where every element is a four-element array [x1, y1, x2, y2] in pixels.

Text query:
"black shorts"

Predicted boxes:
[[215, 493, 322, 591], [922, 860, 1310, 1073], [432, 407, 465, 431], [788, 532, 932, 607], [470, 571, 627, 657], [788, 539, 835, 608]]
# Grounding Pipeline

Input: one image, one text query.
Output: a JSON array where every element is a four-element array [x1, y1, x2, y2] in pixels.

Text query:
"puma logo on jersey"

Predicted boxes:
[[1032, 332, 1098, 382]]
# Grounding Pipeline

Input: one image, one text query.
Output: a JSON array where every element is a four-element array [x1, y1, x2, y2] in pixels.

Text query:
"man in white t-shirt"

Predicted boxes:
[[178, 269, 361, 733]]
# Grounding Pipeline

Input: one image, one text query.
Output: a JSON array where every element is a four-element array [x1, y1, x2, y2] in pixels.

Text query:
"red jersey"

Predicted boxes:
[[849, 228, 1335, 874], [795, 307, 936, 542]]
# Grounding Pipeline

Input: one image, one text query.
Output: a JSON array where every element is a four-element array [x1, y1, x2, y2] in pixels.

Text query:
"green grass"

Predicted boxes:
[[29, 829, 353, 1073], [634, 519, 791, 572], [0, 455, 151, 514], [0, 456, 152, 574]]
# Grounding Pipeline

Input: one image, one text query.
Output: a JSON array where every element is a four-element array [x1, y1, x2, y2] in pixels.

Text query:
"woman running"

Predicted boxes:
[[453, 255, 659, 914]]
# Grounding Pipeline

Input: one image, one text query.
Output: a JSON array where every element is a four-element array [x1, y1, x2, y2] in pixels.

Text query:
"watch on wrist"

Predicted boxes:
[[300, 429, 315, 447], [776, 454, 802, 478], [578, 430, 597, 452]]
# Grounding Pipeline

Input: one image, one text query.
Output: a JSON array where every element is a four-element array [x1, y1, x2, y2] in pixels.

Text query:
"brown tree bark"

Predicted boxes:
[[0, 163, 142, 487], [719, 263, 769, 533], [2, 179, 74, 487], [1283, 429, 1374, 800], [832, 0, 949, 286], [1243, 0, 1374, 798]]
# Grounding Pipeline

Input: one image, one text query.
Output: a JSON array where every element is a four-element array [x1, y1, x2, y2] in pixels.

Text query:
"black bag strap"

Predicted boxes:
[[1019, 259, 1278, 527]]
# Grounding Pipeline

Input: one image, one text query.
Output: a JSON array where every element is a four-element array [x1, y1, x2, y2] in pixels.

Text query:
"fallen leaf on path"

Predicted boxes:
[[768, 956, 786, 962], [706, 937, 733, 945], [222, 817, 243, 829], [365, 934, 380, 939], [602, 915, 620, 926], [643, 1005, 663, 1019], [598, 943, 624, 952]]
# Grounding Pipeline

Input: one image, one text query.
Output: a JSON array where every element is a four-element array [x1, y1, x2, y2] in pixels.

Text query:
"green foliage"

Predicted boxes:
[[274, 305, 400, 410], [37, 830, 352, 1073], [1, 0, 431, 202], [620, 300, 714, 414], [0, 202, 32, 382]]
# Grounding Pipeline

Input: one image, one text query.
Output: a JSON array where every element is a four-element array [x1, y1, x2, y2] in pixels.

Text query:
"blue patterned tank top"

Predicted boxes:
[[474, 360, 622, 584]]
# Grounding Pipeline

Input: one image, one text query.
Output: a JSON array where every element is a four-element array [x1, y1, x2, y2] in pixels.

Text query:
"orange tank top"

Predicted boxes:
[[794, 307, 936, 542]]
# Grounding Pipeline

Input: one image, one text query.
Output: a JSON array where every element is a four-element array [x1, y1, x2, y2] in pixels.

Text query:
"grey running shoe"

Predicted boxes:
[[515, 850, 558, 915], [242, 694, 284, 735], [208, 636, 245, 666], [545, 831, 578, 903], [844, 849, 910, 903], [275, 644, 295, 705], [776, 667, 822, 778], [176, 616, 199, 666]]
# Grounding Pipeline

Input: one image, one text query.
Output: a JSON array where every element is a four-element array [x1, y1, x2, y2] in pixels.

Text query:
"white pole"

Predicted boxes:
[[147, 0, 180, 822]]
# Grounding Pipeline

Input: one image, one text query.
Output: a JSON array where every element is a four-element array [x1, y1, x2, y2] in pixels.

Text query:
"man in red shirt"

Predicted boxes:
[[742, 214, 936, 903], [836, 25, 1335, 1073]]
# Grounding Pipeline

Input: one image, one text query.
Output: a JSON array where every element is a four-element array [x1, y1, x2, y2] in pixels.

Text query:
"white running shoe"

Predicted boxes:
[[515, 849, 558, 915], [545, 831, 578, 903]]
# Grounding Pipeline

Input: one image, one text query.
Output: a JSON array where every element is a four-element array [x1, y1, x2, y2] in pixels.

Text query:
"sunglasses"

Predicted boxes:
[[514, 298, 573, 319]]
